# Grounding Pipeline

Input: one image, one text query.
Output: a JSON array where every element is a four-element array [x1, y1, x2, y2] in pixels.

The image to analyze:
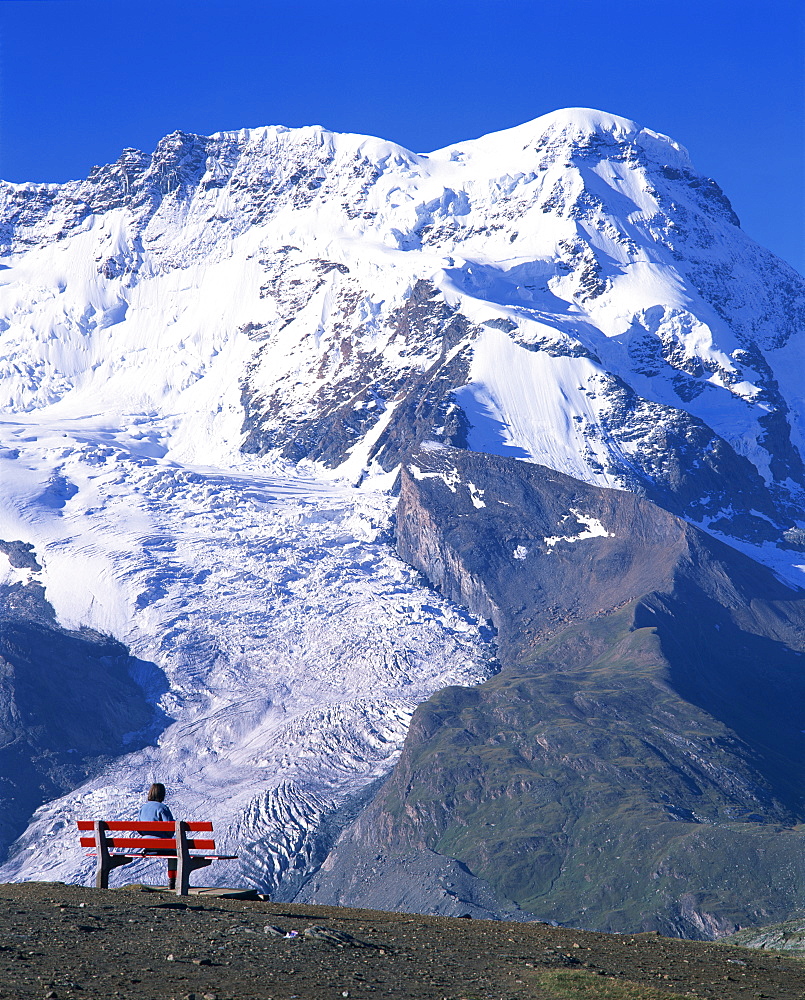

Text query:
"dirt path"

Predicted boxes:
[[0, 883, 801, 999]]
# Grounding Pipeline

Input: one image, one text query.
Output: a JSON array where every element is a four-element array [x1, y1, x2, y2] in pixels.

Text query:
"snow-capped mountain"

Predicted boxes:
[[2, 108, 802, 554], [0, 108, 803, 910]]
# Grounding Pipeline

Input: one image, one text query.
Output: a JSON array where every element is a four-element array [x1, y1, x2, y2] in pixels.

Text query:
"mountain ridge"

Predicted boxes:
[[300, 448, 805, 936], [3, 107, 801, 570], [0, 108, 804, 935]]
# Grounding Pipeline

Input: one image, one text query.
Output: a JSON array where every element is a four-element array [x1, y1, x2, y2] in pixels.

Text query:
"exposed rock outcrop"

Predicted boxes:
[[0, 567, 167, 857], [302, 449, 805, 938]]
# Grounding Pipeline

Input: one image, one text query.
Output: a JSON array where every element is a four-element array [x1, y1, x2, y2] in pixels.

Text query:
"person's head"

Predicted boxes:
[[147, 782, 166, 803]]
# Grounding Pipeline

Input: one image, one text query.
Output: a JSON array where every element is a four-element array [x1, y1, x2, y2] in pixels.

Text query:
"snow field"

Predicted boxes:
[[0, 417, 494, 891], [0, 106, 790, 498]]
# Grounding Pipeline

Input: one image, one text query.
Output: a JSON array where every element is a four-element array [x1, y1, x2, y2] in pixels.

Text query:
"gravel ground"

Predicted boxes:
[[0, 882, 802, 1000]]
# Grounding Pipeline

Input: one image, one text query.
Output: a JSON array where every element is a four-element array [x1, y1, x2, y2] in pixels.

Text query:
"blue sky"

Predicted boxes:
[[1, 0, 803, 271]]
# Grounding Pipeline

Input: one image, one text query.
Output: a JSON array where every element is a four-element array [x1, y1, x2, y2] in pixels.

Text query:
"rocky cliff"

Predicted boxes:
[[299, 448, 805, 937], [0, 560, 166, 856]]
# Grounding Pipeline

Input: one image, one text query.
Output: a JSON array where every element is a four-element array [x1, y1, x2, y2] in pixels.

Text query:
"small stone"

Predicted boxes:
[[192, 958, 212, 966], [264, 925, 285, 937], [303, 925, 358, 946], [166, 953, 175, 961], [342, 993, 350, 998]]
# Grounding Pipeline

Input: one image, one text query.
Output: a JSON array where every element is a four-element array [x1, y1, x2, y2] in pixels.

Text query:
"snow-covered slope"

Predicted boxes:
[[0, 418, 492, 889], [0, 107, 803, 891], [2, 109, 802, 561]]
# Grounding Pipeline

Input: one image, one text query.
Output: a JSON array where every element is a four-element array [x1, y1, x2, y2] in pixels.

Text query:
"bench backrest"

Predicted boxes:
[[77, 820, 216, 852]]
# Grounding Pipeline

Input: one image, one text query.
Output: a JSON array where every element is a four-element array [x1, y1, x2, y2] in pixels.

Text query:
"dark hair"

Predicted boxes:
[[147, 782, 166, 803]]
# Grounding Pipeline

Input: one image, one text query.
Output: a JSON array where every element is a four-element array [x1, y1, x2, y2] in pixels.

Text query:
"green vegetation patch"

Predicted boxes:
[[529, 968, 685, 999], [366, 587, 805, 932]]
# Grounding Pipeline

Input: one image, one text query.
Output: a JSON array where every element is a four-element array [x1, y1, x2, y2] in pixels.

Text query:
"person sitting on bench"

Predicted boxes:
[[138, 782, 177, 890]]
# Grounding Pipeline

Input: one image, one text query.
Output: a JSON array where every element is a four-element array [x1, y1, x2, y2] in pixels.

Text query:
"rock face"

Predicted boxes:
[[241, 278, 476, 470], [395, 448, 687, 658], [727, 917, 805, 955], [303, 448, 805, 938], [0, 571, 165, 856]]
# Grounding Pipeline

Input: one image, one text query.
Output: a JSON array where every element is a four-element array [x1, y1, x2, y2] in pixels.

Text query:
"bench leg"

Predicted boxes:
[[95, 854, 136, 889], [93, 822, 140, 888], [175, 857, 212, 896], [174, 820, 214, 896]]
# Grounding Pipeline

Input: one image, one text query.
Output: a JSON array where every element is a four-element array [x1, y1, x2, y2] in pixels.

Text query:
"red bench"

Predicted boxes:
[[77, 820, 237, 896]]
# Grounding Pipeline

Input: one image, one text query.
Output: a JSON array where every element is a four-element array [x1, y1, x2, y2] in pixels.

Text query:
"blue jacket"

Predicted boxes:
[[138, 800, 174, 835]]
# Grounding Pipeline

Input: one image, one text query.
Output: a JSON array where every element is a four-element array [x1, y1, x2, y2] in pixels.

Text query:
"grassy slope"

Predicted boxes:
[[327, 451, 805, 936], [372, 605, 805, 935]]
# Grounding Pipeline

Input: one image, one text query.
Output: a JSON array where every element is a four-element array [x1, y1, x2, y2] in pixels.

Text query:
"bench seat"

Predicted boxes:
[[77, 820, 237, 896]]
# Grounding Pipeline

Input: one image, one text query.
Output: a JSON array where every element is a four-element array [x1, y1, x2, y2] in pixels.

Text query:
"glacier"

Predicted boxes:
[[0, 106, 803, 895], [0, 419, 494, 889]]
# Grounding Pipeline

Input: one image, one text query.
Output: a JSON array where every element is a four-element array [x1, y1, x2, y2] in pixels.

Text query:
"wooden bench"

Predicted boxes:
[[77, 820, 237, 896]]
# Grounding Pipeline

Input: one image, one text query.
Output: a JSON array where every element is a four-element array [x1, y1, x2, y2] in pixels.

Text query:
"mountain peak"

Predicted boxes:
[[426, 107, 691, 171]]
